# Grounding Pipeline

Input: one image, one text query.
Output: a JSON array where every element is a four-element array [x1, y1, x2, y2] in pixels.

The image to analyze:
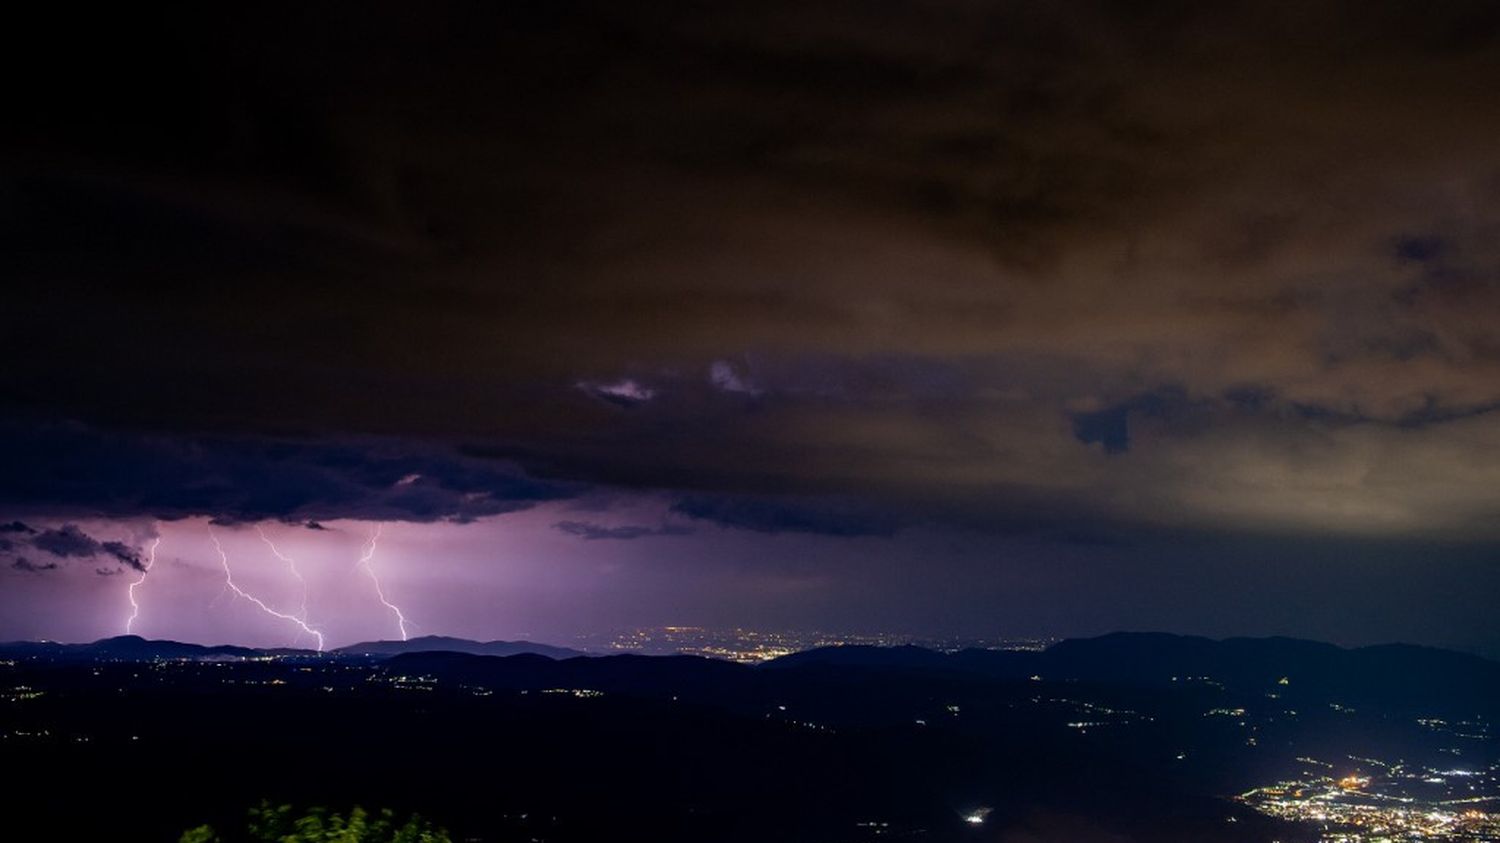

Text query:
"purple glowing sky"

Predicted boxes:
[[6, 504, 1499, 656]]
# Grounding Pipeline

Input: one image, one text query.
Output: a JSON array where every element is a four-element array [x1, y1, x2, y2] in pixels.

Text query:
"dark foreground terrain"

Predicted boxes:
[[2, 633, 1497, 842]]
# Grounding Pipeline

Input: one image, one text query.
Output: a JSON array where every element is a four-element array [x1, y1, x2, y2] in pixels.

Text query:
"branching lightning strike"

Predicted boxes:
[[256, 524, 313, 636], [209, 527, 325, 651], [124, 536, 161, 635], [358, 524, 409, 641]]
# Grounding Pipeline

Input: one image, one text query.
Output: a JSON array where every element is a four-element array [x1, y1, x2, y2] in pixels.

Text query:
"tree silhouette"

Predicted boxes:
[[179, 802, 450, 843]]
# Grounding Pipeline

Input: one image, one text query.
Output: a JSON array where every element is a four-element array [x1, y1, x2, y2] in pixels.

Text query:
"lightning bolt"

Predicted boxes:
[[124, 537, 161, 635], [256, 524, 312, 634], [357, 523, 408, 641], [209, 527, 325, 652]]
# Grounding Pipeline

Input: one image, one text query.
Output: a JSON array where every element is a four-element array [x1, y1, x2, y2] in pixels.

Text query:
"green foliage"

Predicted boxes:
[[181, 802, 450, 843]]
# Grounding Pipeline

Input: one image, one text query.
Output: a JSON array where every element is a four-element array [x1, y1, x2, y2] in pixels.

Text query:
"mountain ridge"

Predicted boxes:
[[5, 628, 1497, 717], [0, 634, 584, 662], [332, 635, 585, 659]]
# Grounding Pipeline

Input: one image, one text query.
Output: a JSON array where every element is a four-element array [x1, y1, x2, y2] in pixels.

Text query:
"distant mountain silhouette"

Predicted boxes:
[[333, 635, 585, 660], [0, 635, 265, 661], [3, 630, 1493, 843], [4, 631, 1496, 715], [0, 634, 583, 662], [767, 631, 1500, 715]]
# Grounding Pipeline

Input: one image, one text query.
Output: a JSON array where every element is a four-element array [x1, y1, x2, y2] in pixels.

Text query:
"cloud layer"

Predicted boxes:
[[0, 421, 573, 524], [5, 2, 1500, 539]]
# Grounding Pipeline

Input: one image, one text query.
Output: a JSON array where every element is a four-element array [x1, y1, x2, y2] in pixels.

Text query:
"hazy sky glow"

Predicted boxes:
[[5, 2, 1500, 654], [7, 507, 1499, 655]]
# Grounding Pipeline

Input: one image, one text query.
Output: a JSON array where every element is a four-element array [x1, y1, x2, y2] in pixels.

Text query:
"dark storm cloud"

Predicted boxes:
[[5, 2, 1500, 538], [0, 421, 575, 524], [11, 558, 58, 573], [0, 522, 35, 534], [18, 523, 147, 571], [554, 520, 693, 541], [671, 495, 898, 538], [31, 525, 103, 558], [100, 541, 145, 573]]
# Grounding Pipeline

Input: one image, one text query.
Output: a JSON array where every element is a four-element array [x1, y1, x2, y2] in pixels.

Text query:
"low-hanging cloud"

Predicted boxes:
[[9, 523, 148, 572], [671, 494, 899, 538], [31, 525, 104, 558], [553, 520, 694, 541], [0, 421, 577, 525]]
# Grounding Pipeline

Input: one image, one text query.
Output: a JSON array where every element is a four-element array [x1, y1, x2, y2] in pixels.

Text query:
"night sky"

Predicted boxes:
[[5, 2, 1500, 654]]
